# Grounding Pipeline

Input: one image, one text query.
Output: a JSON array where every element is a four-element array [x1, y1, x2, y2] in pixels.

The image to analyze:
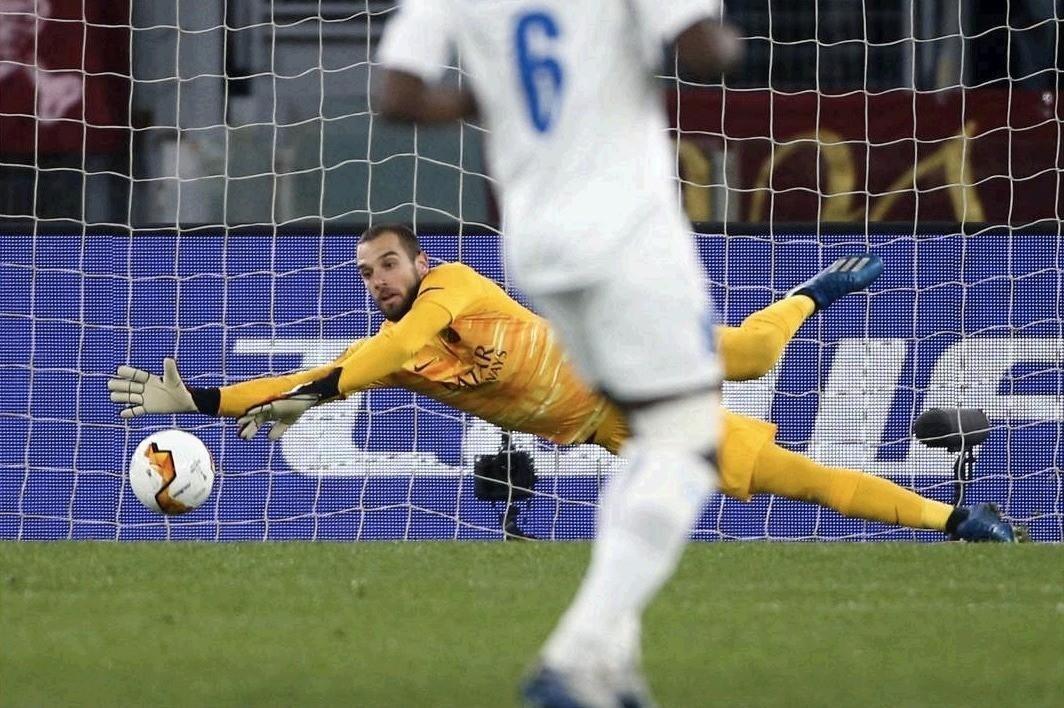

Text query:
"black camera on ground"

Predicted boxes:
[[473, 432, 537, 539], [913, 408, 991, 505]]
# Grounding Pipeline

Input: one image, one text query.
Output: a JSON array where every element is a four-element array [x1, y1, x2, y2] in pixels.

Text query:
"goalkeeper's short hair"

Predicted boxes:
[[359, 223, 422, 259]]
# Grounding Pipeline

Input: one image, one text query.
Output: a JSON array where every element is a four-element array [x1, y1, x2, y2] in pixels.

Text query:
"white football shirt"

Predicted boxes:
[[377, 0, 721, 292]]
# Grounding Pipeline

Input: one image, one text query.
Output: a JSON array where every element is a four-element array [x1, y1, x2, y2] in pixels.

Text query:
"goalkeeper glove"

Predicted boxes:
[[236, 368, 342, 441], [108, 358, 197, 418]]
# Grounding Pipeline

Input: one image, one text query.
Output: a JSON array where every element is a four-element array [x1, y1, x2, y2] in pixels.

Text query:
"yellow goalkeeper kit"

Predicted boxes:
[[206, 262, 952, 531]]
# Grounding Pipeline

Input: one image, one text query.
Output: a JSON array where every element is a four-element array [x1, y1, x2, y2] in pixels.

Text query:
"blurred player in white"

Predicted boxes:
[[375, 2, 742, 706]]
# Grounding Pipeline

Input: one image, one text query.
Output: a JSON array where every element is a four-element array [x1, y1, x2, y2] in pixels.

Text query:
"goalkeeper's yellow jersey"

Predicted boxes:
[[218, 263, 613, 447], [373, 264, 611, 445]]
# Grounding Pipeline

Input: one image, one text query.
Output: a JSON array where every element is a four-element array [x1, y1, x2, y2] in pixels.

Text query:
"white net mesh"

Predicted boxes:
[[1, 0, 1061, 541]]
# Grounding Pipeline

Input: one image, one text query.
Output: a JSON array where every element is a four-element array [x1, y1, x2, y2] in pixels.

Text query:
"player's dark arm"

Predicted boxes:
[[374, 69, 477, 124], [672, 19, 744, 81]]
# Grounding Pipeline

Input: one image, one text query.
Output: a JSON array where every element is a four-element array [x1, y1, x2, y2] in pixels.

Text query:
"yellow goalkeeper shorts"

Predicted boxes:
[[591, 406, 776, 502]]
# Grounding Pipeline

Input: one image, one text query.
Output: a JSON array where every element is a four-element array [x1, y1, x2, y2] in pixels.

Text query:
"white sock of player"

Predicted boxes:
[[542, 394, 717, 672], [615, 613, 642, 670]]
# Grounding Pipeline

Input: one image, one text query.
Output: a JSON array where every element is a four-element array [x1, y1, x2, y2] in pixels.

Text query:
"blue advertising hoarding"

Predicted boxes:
[[1, 232, 1061, 541]]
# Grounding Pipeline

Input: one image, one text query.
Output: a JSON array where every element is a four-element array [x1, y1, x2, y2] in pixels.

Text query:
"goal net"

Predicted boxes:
[[1, 1, 1061, 542]]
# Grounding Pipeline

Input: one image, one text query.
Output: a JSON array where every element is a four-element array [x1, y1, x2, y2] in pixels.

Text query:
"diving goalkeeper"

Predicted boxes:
[[109, 224, 1019, 542]]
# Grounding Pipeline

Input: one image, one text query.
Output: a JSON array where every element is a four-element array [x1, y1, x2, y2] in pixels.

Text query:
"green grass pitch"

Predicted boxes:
[[1, 542, 1062, 707]]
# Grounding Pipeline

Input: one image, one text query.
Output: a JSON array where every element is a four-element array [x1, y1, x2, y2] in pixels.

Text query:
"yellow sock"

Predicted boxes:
[[717, 295, 816, 381], [750, 441, 954, 531]]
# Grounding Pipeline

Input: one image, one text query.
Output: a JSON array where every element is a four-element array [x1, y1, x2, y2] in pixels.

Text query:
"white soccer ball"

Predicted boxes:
[[129, 429, 215, 515]]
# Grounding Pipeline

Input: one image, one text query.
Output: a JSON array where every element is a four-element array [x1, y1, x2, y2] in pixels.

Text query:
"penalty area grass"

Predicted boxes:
[[1, 542, 1062, 708]]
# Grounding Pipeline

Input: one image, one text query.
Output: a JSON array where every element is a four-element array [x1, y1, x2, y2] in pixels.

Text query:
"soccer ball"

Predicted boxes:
[[129, 429, 215, 515]]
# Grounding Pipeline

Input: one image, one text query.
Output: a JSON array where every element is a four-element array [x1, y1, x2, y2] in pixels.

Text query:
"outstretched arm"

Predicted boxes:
[[208, 360, 346, 418], [109, 300, 450, 440], [108, 350, 357, 421], [235, 299, 453, 440], [236, 264, 482, 439]]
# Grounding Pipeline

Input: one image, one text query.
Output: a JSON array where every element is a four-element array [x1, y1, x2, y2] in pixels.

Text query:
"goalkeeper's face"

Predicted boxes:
[[357, 233, 430, 322]]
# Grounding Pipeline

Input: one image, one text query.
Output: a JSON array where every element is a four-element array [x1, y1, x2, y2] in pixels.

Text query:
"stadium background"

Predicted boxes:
[[1, 1, 1062, 542]]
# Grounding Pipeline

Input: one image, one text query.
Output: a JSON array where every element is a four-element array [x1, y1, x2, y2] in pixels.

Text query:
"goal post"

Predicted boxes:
[[1, 1, 1061, 542]]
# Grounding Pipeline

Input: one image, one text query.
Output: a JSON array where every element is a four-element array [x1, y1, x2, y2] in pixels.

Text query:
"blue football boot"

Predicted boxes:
[[523, 663, 644, 708], [522, 665, 614, 708], [617, 676, 657, 708], [791, 253, 884, 312], [948, 503, 1027, 543]]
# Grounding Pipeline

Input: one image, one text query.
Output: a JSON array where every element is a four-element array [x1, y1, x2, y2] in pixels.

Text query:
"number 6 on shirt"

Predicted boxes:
[[514, 11, 564, 133]]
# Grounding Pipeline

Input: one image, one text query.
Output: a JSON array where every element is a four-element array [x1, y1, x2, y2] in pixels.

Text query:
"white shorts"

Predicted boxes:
[[517, 220, 720, 402]]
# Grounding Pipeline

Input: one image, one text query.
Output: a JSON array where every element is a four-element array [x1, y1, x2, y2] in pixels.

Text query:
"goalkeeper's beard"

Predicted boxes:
[[376, 270, 423, 322]]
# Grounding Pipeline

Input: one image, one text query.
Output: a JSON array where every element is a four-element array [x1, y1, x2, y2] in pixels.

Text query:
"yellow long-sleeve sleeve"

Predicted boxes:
[[335, 300, 452, 394], [215, 265, 480, 417], [217, 360, 341, 417], [215, 302, 452, 417]]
